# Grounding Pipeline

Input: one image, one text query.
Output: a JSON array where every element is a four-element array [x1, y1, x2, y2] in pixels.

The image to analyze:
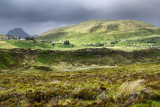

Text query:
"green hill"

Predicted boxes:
[[37, 20, 160, 48]]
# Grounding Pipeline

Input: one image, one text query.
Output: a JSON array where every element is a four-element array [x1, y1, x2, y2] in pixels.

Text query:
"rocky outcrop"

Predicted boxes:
[[7, 28, 30, 38]]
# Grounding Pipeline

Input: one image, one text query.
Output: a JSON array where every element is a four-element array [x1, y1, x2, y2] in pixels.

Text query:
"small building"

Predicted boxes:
[[51, 41, 55, 44], [120, 39, 126, 41], [2, 36, 9, 39], [148, 43, 154, 45], [19, 38, 26, 41], [141, 46, 146, 48], [15, 36, 19, 39], [151, 46, 160, 48], [39, 40, 44, 42]]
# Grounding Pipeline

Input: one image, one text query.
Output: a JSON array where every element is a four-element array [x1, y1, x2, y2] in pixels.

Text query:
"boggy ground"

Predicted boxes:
[[0, 62, 160, 107], [0, 48, 160, 70]]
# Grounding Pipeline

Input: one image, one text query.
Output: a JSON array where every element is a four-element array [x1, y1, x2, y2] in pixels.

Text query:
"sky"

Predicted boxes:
[[0, 0, 160, 36]]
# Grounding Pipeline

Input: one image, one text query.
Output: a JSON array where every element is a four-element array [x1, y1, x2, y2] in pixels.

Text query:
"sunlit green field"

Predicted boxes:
[[0, 39, 159, 52]]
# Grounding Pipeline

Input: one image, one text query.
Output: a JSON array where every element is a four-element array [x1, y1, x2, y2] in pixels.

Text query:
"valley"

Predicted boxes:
[[0, 20, 160, 106]]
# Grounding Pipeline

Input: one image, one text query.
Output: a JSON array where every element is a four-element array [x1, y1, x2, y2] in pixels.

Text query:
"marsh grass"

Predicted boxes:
[[0, 48, 160, 106], [116, 79, 144, 99]]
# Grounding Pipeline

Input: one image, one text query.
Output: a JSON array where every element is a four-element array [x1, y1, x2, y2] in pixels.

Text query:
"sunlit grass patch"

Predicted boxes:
[[115, 79, 144, 99]]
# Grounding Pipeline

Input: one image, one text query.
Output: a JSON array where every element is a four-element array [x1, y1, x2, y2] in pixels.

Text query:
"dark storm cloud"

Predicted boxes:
[[110, 0, 160, 23], [0, 0, 98, 23], [0, 0, 160, 35]]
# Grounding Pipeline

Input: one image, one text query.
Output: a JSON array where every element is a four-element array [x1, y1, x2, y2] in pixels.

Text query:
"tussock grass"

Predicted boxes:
[[115, 79, 144, 99]]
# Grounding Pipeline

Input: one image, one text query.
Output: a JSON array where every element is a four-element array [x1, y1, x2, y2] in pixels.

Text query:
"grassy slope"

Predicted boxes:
[[37, 20, 160, 46], [0, 40, 53, 49]]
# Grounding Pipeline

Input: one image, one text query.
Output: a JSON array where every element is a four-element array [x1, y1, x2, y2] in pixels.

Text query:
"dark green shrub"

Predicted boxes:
[[90, 24, 102, 32], [26, 90, 61, 104], [25, 37, 35, 40], [33, 66, 52, 71], [63, 40, 70, 45], [0, 53, 13, 69], [107, 24, 119, 31], [73, 89, 98, 100]]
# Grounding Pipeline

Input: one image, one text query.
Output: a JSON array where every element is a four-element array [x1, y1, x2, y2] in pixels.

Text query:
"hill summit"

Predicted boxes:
[[7, 28, 30, 38]]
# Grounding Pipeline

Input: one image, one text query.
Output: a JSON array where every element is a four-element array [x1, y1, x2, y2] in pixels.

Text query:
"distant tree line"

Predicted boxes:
[[25, 37, 35, 40], [63, 40, 70, 45], [85, 42, 104, 47]]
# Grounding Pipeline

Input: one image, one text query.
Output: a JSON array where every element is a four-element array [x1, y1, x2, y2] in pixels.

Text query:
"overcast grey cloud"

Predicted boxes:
[[0, 0, 160, 35]]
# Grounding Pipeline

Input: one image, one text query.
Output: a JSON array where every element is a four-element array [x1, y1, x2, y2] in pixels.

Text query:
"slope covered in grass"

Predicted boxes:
[[0, 40, 54, 49], [37, 20, 160, 47]]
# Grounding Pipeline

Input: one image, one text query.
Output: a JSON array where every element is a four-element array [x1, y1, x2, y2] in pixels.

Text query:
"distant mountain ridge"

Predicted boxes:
[[7, 28, 30, 38]]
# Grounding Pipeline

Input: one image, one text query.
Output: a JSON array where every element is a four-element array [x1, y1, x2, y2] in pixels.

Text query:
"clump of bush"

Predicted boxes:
[[107, 24, 119, 31], [73, 89, 98, 100], [33, 66, 52, 71], [0, 53, 13, 69], [85, 42, 104, 47], [26, 90, 60, 104], [63, 40, 70, 45]]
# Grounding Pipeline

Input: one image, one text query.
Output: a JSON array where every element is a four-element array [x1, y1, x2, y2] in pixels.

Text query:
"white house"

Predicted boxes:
[[20, 38, 26, 41], [51, 41, 55, 44], [148, 43, 154, 45], [120, 39, 126, 41], [2, 36, 9, 39], [141, 46, 146, 48], [151, 46, 159, 48], [39, 40, 44, 42]]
